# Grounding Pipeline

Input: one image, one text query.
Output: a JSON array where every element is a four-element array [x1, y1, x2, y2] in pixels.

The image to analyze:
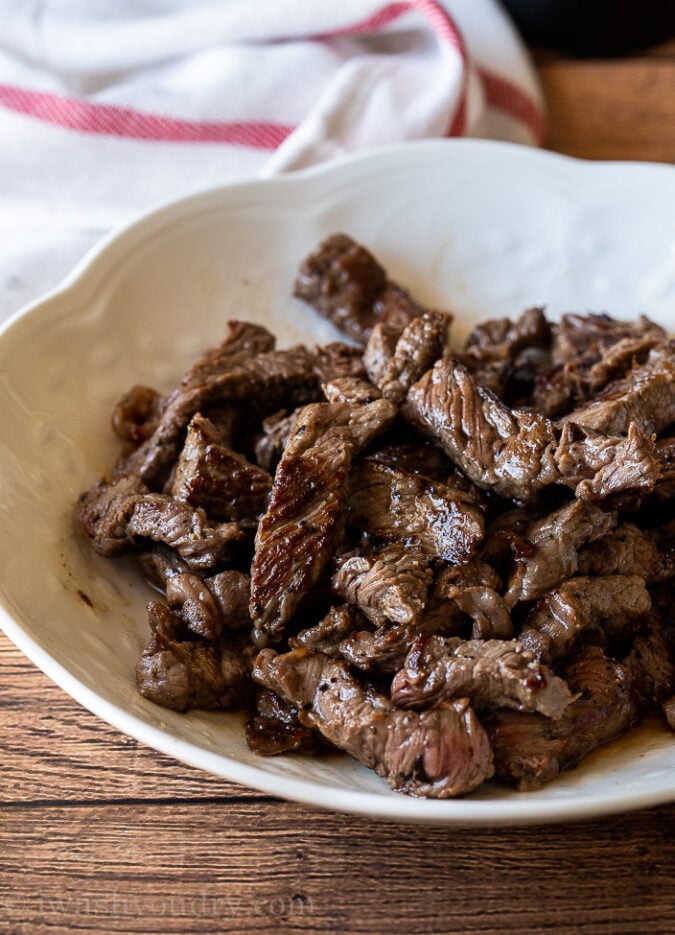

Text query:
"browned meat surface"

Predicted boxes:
[[422, 560, 506, 636], [578, 521, 674, 582], [112, 384, 163, 445], [533, 312, 667, 417], [505, 500, 617, 605], [136, 602, 250, 711], [321, 376, 381, 406], [122, 328, 321, 486], [293, 234, 435, 345], [253, 647, 494, 797], [404, 357, 659, 504], [348, 461, 484, 564], [126, 495, 245, 572], [364, 311, 451, 403], [655, 436, 675, 499], [289, 605, 360, 657], [404, 357, 560, 501], [448, 587, 514, 641], [461, 306, 551, 398], [624, 615, 675, 707], [339, 622, 422, 675], [560, 347, 675, 437], [554, 421, 659, 502], [332, 545, 433, 627], [170, 413, 272, 524], [391, 635, 573, 718], [486, 647, 640, 789], [76, 474, 147, 557], [165, 572, 223, 640], [137, 544, 190, 589], [246, 687, 317, 756], [207, 571, 252, 631], [254, 409, 298, 472], [250, 399, 396, 638], [363, 440, 456, 483], [312, 342, 368, 383], [519, 575, 651, 662]]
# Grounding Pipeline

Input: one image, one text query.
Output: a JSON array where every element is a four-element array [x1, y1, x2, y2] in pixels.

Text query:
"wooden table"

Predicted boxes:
[[2, 44, 675, 935]]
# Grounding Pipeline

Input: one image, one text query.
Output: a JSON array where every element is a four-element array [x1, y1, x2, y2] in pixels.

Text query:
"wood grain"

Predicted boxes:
[[2, 46, 675, 935]]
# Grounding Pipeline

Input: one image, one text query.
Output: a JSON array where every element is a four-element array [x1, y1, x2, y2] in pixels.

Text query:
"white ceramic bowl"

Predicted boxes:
[[0, 139, 673, 825]]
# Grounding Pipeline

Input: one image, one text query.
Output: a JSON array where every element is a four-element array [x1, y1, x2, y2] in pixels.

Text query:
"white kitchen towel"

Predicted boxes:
[[0, 0, 544, 321]]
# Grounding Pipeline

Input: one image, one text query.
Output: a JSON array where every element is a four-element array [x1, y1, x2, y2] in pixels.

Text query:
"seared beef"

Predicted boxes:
[[332, 544, 433, 627], [312, 342, 368, 383], [137, 544, 190, 589], [554, 421, 659, 502], [533, 312, 666, 418], [404, 357, 560, 501], [180, 320, 275, 388], [170, 413, 272, 524], [136, 602, 250, 712], [112, 384, 163, 445], [519, 575, 651, 662], [486, 647, 639, 789], [207, 570, 252, 631], [289, 605, 360, 657], [560, 346, 674, 437], [339, 622, 423, 675], [404, 357, 659, 504], [254, 410, 298, 472], [165, 572, 223, 640], [363, 439, 456, 483], [445, 587, 513, 641], [294, 234, 432, 345], [578, 521, 674, 582], [391, 635, 573, 718], [624, 615, 675, 707], [348, 461, 484, 564], [76, 474, 147, 557], [122, 329, 321, 486], [505, 500, 617, 605], [364, 311, 451, 403], [246, 687, 317, 756], [253, 647, 494, 797], [250, 398, 396, 638], [422, 560, 507, 637], [322, 376, 381, 406], [126, 495, 245, 572]]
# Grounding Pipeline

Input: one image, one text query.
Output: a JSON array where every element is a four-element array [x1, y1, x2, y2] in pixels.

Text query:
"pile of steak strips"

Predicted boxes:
[[77, 233, 675, 798]]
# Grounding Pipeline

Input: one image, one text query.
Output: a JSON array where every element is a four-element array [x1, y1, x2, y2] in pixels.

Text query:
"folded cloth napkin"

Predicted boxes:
[[0, 0, 543, 321]]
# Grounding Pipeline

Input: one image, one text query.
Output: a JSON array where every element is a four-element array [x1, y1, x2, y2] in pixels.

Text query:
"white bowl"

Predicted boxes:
[[0, 139, 673, 825]]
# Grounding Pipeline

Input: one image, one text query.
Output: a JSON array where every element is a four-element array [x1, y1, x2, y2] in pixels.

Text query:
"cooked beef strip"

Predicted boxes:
[[362, 322, 400, 387], [663, 697, 675, 731], [246, 687, 317, 756], [312, 342, 368, 383], [422, 560, 505, 636], [578, 521, 674, 582], [254, 409, 298, 472], [137, 545, 190, 590], [332, 545, 433, 627], [364, 311, 451, 404], [404, 357, 560, 501], [250, 398, 397, 639], [207, 570, 252, 631], [554, 421, 659, 502], [121, 329, 322, 486], [322, 376, 382, 406], [655, 436, 675, 499], [461, 306, 551, 398], [391, 634, 574, 719], [165, 572, 223, 640], [363, 439, 457, 484], [124, 496, 245, 572], [533, 312, 666, 418], [253, 647, 494, 797], [170, 413, 272, 524], [485, 646, 640, 790], [623, 614, 675, 708], [112, 384, 164, 446], [348, 461, 484, 564], [519, 575, 651, 662], [560, 346, 674, 437], [180, 320, 276, 388], [76, 474, 147, 557], [505, 500, 617, 605], [404, 356, 659, 504], [293, 234, 433, 345], [289, 605, 361, 658], [450, 588, 514, 640], [136, 601, 250, 712], [339, 622, 423, 675]]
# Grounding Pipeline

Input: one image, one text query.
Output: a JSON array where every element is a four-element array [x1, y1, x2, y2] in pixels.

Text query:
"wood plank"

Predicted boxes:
[[1, 801, 673, 935], [539, 60, 675, 162], [0, 634, 264, 803]]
